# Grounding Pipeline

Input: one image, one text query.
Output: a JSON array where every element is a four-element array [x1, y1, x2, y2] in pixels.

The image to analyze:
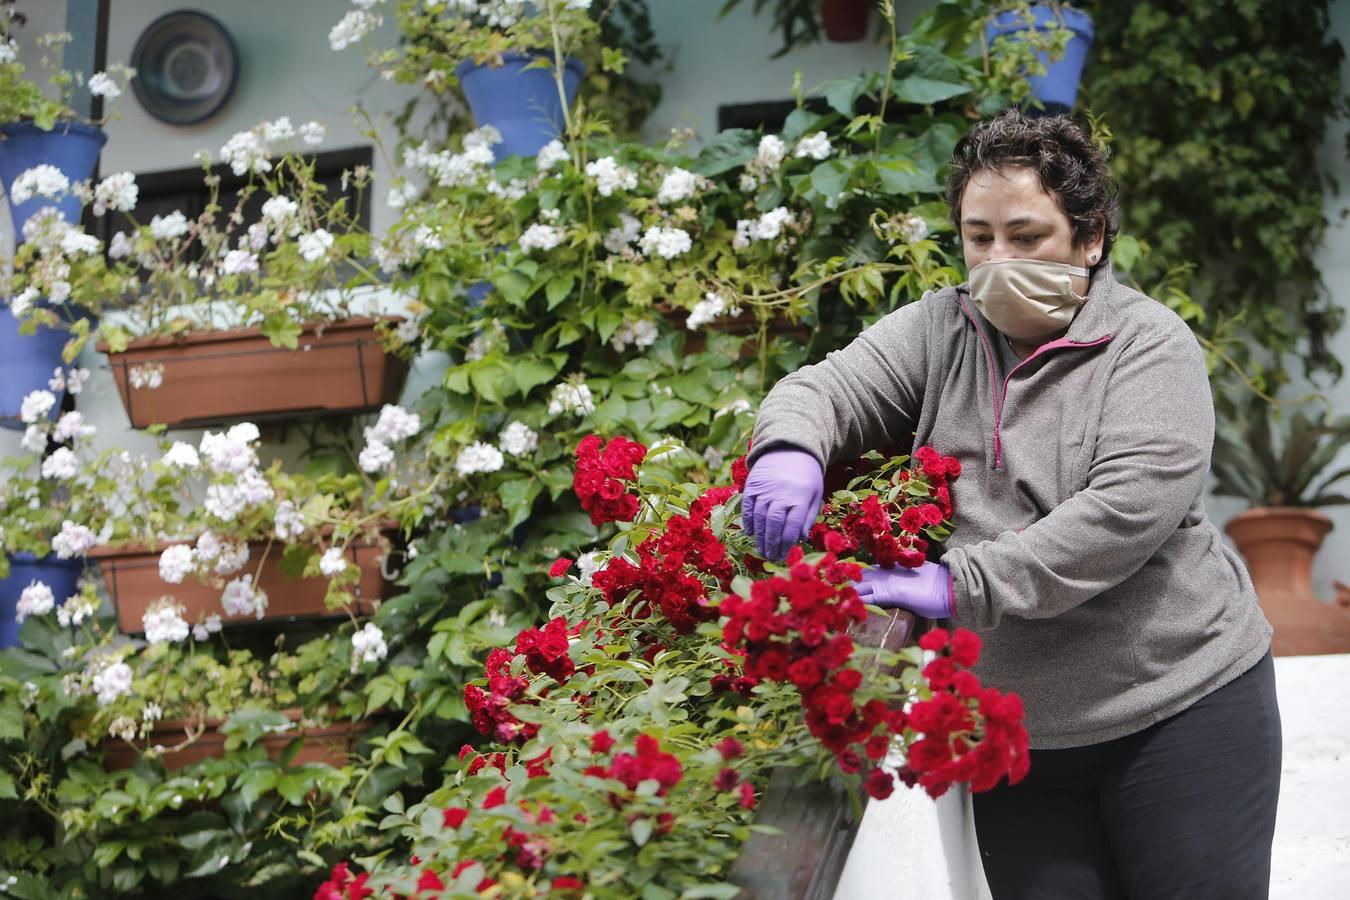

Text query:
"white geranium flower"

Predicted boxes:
[[86, 71, 120, 99], [546, 380, 596, 416], [220, 577, 267, 618], [40, 447, 78, 480], [585, 156, 637, 197], [319, 547, 348, 577], [158, 544, 196, 584], [329, 10, 381, 51], [367, 404, 420, 443], [260, 195, 299, 236], [274, 501, 305, 541], [756, 135, 787, 170], [794, 132, 832, 161], [687, 291, 741, 330], [221, 249, 259, 275], [212, 541, 249, 576], [300, 121, 326, 146], [92, 172, 137, 216], [298, 229, 334, 262], [10, 286, 38, 318], [163, 441, 200, 469], [149, 211, 189, 240], [51, 521, 97, 559], [92, 662, 133, 706], [703, 445, 728, 470], [536, 139, 569, 171], [60, 230, 101, 256], [751, 206, 795, 241], [108, 231, 133, 259], [19, 390, 56, 424], [52, 411, 95, 442], [603, 213, 642, 254], [10, 165, 70, 204], [454, 441, 505, 476], [638, 226, 693, 260], [715, 397, 753, 418], [20, 425, 46, 454], [610, 319, 659, 352], [499, 421, 538, 457], [519, 223, 564, 253], [359, 440, 395, 473], [219, 129, 270, 176], [143, 602, 190, 645], [15, 581, 55, 622], [657, 167, 700, 204], [351, 622, 387, 665], [262, 116, 294, 143], [897, 212, 929, 245]]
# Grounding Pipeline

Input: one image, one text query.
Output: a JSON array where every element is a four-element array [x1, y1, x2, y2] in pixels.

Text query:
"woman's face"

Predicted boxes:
[[958, 165, 1103, 296]]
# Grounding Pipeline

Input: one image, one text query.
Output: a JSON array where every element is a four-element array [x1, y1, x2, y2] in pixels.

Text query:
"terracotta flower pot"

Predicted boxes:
[[88, 535, 390, 635], [1224, 506, 1350, 656], [102, 708, 371, 771], [821, 0, 872, 43], [99, 316, 410, 430]]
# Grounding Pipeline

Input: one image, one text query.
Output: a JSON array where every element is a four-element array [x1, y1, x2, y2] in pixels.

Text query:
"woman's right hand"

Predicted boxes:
[[741, 449, 825, 562]]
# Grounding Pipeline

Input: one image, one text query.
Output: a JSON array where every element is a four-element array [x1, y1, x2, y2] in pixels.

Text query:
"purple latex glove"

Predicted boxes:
[[741, 449, 825, 562], [855, 562, 954, 619]]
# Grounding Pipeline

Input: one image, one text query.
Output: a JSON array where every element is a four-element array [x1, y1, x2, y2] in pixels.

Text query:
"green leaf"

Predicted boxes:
[[693, 129, 758, 177], [235, 767, 279, 807], [0, 770, 16, 799], [630, 815, 653, 847], [546, 274, 576, 310], [679, 884, 743, 899], [819, 76, 867, 116], [500, 478, 543, 531], [891, 75, 971, 105]]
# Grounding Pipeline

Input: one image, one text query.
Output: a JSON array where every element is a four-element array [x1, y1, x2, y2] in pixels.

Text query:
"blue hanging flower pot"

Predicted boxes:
[[986, 5, 1095, 114], [0, 553, 84, 649], [455, 53, 585, 161], [0, 121, 107, 429]]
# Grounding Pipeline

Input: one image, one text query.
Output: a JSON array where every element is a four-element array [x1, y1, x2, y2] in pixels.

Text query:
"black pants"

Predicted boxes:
[[974, 650, 1282, 899]]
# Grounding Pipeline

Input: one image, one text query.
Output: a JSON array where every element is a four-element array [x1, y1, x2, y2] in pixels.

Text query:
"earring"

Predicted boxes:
[[1090, 253, 1098, 263]]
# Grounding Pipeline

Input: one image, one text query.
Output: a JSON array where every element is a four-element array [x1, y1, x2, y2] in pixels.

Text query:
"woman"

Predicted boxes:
[[742, 109, 1281, 898]]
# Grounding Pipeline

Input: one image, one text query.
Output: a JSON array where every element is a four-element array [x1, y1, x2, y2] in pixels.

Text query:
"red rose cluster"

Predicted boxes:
[[895, 628, 1030, 798], [719, 546, 912, 794], [313, 862, 372, 900], [465, 616, 589, 744], [573, 435, 647, 525], [590, 486, 737, 633]]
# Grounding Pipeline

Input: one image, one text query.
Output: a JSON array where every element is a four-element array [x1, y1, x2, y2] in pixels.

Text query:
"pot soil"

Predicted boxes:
[[88, 536, 390, 635], [100, 316, 409, 429], [102, 708, 371, 771], [1224, 506, 1350, 656]]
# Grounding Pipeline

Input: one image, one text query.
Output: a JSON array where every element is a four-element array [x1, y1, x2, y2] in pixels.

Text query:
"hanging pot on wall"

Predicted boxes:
[[821, 0, 872, 43], [1224, 506, 1350, 656], [985, 4, 1095, 114], [99, 316, 410, 430], [0, 121, 107, 428], [89, 534, 391, 635], [0, 553, 84, 649], [102, 708, 373, 771], [454, 53, 585, 161]]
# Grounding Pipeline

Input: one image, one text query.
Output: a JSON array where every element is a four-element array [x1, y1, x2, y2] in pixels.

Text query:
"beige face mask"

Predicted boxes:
[[969, 257, 1090, 342]]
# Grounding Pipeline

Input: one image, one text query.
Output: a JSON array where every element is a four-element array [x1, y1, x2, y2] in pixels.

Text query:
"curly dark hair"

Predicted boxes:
[[945, 108, 1120, 265]]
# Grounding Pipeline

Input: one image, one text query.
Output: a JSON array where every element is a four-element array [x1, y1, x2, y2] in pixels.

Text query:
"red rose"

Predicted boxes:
[[591, 730, 616, 754], [737, 781, 757, 809], [715, 737, 744, 760], [865, 768, 896, 800], [417, 868, 445, 893], [552, 876, 585, 891], [950, 628, 981, 667], [483, 785, 507, 809], [918, 629, 948, 652], [442, 806, 468, 829], [549, 558, 573, 577], [714, 768, 740, 791]]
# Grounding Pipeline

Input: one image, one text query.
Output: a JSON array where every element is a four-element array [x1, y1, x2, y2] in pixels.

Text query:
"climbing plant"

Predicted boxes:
[[1080, 0, 1349, 393]]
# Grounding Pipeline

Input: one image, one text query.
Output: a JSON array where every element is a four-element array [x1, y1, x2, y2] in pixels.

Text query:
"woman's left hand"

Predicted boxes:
[[855, 562, 954, 619]]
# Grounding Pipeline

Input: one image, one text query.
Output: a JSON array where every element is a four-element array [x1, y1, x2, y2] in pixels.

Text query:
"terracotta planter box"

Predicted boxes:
[[88, 537, 390, 634], [1225, 506, 1350, 656], [102, 708, 371, 771], [99, 316, 410, 429]]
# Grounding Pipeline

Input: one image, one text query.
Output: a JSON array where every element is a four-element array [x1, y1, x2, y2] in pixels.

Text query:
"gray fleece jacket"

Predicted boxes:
[[749, 263, 1272, 749]]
